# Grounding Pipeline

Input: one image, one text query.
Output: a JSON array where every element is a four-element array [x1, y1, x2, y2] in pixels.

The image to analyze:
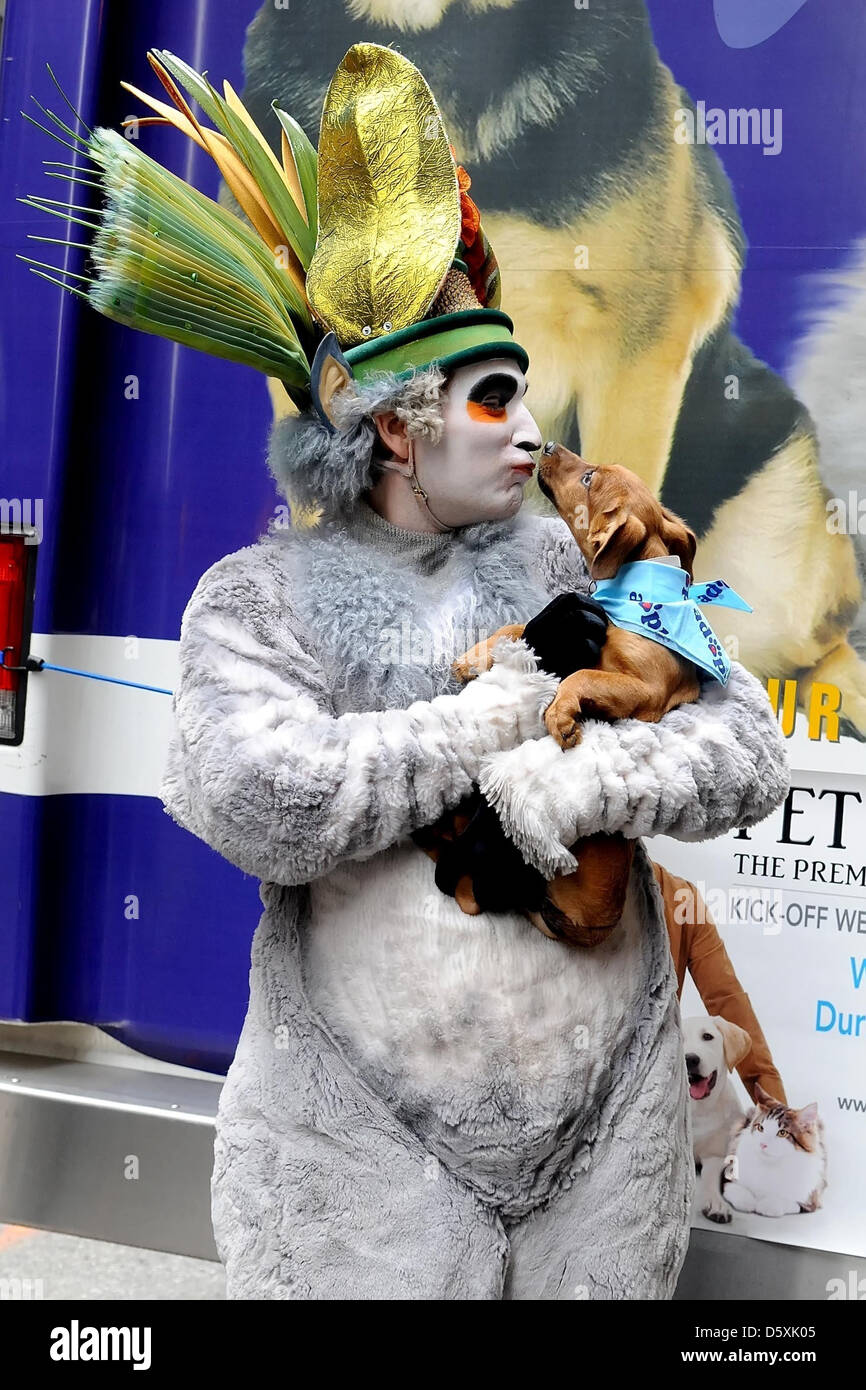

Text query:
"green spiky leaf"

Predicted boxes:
[[272, 104, 318, 236], [152, 50, 316, 266], [81, 128, 312, 386]]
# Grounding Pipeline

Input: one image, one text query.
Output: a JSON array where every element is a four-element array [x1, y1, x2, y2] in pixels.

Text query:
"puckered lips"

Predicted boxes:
[[688, 1069, 718, 1101]]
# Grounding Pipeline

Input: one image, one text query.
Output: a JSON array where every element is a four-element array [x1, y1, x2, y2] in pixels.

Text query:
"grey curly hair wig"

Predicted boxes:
[[267, 363, 450, 518]]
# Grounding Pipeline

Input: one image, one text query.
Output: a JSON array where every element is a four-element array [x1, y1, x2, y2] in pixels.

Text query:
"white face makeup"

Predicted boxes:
[[411, 357, 543, 527]]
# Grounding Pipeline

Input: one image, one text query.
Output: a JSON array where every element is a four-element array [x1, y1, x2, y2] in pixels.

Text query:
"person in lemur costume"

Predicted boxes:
[[24, 42, 788, 1298]]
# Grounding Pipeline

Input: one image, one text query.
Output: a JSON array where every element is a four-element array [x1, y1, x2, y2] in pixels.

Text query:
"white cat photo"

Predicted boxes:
[[724, 1084, 827, 1218]]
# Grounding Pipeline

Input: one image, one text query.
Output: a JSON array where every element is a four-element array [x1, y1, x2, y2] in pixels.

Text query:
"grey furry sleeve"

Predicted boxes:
[[159, 546, 559, 887], [478, 660, 791, 880]]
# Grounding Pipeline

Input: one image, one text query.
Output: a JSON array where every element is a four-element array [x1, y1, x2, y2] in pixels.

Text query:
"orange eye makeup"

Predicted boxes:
[[466, 399, 507, 422], [465, 371, 520, 424]]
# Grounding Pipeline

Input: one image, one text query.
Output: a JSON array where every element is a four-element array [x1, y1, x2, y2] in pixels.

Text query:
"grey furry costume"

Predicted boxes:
[[160, 413, 789, 1296]]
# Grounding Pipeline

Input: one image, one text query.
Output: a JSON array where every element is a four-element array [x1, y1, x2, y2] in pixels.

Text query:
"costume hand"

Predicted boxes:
[[522, 592, 609, 682], [432, 790, 547, 914]]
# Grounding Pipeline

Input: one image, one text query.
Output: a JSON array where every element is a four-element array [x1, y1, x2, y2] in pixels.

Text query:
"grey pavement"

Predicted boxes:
[[0, 1223, 225, 1300]]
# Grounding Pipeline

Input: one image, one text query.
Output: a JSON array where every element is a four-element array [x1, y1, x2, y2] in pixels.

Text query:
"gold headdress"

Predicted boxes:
[[21, 44, 528, 431]]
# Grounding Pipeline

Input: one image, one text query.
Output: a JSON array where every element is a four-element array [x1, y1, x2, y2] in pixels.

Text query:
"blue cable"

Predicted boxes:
[[40, 662, 174, 695], [2, 654, 173, 697]]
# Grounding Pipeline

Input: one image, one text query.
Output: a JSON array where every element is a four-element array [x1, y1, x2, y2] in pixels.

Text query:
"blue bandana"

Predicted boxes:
[[591, 560, 752, 685]]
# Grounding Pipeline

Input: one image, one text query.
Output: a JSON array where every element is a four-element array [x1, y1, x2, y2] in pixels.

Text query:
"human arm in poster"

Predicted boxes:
[[651, 861, 788, 1105], [689, 913, 789, 1107]]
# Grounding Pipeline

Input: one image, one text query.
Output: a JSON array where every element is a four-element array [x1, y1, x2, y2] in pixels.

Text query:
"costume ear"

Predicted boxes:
[[589, 510, 647, 578], [714, 1016, 752, 1071], [310, 332, 356, 433], [660, 506, 697, 574]]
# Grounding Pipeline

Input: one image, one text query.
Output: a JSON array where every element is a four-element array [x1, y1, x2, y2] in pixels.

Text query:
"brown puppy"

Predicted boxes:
[[454, 448, 702, 742], [535, 447, 702, 747], [451, 445, 707, 945]]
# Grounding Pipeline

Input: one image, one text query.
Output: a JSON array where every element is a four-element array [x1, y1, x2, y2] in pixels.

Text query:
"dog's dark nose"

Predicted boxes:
[[685, 1053, 700, 1070], [542, 440, 557, 455]]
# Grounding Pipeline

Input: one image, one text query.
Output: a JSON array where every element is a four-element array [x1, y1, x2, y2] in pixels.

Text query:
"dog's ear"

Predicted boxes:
[[659, 506, 697, 573], [589, 509, 647, 578], [713, 1016, 752, 1071]]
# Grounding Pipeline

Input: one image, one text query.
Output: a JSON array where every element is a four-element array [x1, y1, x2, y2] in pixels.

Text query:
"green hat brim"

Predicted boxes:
[[343, 308, 529, 382]]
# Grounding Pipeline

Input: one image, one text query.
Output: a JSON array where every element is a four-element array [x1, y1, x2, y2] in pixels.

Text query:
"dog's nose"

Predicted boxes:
[[685, 1053, 700, 1070], [542, 440, 557, 455]]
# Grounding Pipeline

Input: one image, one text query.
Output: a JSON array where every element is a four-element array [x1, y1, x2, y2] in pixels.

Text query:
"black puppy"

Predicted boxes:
[[411, 593, 608, 915]]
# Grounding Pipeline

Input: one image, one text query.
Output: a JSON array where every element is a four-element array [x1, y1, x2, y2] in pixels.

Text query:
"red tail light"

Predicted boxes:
[[0, 529, 38, 745]]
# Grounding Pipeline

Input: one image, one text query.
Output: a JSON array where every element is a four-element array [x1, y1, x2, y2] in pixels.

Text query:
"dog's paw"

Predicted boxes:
[[702, 1196, 734, 1224], [452, 645, 492, 683], [451, 657, 472, 683], [454, 875, 482, 916], [452, 655, 478, 684], [704, 1206, 733, 1225], [544, 697, 583, 749]]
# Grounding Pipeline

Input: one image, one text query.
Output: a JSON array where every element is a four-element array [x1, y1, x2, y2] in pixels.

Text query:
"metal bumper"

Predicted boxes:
[[0, 1049, 221, 1260]]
